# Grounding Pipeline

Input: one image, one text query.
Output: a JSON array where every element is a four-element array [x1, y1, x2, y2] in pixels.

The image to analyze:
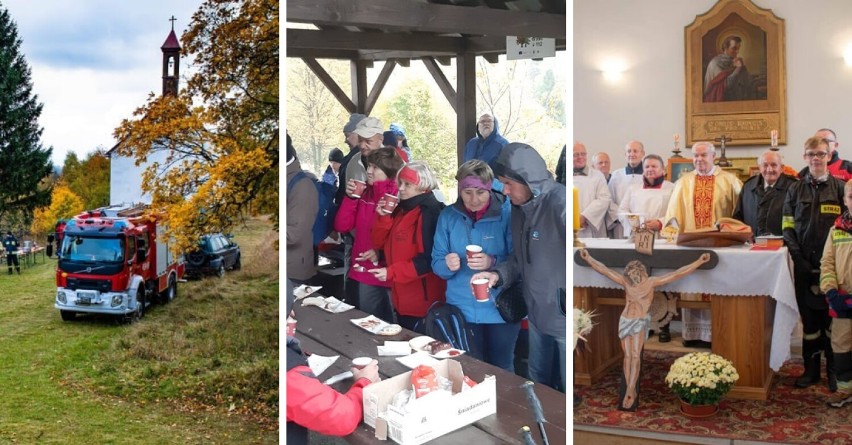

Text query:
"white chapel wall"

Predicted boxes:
[[574, 0, 852, 172], [109, 149, 171, 206]]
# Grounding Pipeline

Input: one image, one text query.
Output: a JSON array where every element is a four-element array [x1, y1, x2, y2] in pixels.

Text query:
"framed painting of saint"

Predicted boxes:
[[685, 0, 786, 147]]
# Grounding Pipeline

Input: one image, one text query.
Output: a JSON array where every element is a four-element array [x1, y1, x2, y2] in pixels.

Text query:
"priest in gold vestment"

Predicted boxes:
[[664, 141, 743, 345]]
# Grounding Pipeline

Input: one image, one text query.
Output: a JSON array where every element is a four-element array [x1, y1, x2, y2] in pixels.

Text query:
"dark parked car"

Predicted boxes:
[[185, 233, 241, 278]]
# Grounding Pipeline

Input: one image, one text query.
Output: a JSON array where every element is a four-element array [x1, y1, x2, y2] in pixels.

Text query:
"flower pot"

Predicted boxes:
[[679, 399, 718, 418]]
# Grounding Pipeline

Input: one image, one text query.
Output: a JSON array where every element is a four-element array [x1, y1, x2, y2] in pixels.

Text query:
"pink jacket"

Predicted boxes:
[[333, 178, 398, 287]]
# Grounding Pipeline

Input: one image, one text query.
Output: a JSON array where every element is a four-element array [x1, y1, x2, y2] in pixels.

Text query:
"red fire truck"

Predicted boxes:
[[54, 204, 184, 322]]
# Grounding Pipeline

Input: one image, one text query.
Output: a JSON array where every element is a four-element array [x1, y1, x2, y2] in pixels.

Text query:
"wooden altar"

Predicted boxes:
[[574, 287, 774, 401], [573, 240, 798, 401]]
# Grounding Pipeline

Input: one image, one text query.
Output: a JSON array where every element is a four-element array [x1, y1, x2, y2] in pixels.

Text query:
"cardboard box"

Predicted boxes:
[[362, 359, 497, 445]]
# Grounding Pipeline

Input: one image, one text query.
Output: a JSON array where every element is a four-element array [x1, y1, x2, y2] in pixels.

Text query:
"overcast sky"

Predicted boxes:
[[3, 0, 201, 165]]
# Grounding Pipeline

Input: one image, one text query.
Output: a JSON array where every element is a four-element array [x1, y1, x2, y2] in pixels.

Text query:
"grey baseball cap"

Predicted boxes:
[[343, 113, 367, 134]]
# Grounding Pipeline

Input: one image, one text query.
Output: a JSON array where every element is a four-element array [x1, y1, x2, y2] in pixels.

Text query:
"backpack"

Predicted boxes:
[[417, 302, 478, 355], [287, 171, 337, 247]]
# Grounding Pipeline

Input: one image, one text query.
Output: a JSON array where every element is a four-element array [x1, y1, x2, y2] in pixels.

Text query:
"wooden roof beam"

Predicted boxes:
[[302, 57, 356, 113], [287, 48, 360, 59], [421, 57, 457, 112], [287, 28, 464, 53], [364, 60, 396, 115], [287, 0, 566, 39]]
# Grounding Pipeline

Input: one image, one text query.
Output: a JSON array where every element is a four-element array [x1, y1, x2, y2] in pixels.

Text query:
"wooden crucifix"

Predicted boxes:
[[714, 134, 732, 167], [574, 248, 717, 411]]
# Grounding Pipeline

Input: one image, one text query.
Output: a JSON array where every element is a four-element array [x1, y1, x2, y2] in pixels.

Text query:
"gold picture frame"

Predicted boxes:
[[667, 158, 695, 182], [685, 0, 786, 147]]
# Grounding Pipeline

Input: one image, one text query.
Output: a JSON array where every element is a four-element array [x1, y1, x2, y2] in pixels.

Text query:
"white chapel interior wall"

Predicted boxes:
[[574, 0, 852, 172]]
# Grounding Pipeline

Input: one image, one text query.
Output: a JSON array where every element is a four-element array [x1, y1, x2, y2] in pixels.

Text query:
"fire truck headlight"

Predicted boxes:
[[111, 295, 123, 307], [56, 291, 66, 304]]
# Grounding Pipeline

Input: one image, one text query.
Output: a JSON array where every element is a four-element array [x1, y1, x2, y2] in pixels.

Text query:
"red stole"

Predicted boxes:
[[693, 175, 715, 229]]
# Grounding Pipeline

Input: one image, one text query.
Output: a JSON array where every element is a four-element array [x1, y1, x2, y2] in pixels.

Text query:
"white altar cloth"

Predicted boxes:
[[573, 238, 799, 371]]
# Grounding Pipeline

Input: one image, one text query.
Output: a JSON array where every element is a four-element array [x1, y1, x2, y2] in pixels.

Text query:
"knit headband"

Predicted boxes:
[[458, 176, 492, 191], [398, 166, 420, 186]]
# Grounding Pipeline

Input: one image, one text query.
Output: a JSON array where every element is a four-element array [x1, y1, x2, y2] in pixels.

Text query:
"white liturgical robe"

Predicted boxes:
[[574, 167, 611, 238], [617, 181, 675, 238], [608, 168, 645, 238]]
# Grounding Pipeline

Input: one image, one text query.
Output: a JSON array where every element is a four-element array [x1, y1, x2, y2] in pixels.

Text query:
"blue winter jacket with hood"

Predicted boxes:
[[463, 117, 509, 168], [431, 192, 513, 324], [492, 143, 567, 338]]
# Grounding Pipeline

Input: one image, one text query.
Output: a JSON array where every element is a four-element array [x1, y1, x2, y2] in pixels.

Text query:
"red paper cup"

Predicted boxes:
[[466, 244, 483, 260], [352, 180, 367, 198], [472, 278, 490, 302], [287, 317, 297, 336], [382, 194, 399, 213], [351, 357, 372, 370]]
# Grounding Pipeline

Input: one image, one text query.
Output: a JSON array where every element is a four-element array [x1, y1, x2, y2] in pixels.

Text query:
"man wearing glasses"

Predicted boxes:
[[783, 136, 847, 392], [796, 129, 852, 181]]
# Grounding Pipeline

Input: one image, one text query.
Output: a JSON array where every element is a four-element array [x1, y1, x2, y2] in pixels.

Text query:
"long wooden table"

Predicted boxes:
[[292, 303, 567, 445], [573, 239, 800, 401]]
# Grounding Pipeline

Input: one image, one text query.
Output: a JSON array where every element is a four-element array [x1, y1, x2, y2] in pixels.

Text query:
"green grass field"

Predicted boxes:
[[0, 217, 278, 444]]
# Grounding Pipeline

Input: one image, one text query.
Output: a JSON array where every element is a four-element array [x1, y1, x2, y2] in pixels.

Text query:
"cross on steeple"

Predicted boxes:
[[169, 15, 177, 31]]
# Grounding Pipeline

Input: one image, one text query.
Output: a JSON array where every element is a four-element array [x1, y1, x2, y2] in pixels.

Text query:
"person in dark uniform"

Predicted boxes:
[[3, 231, 20, 275]]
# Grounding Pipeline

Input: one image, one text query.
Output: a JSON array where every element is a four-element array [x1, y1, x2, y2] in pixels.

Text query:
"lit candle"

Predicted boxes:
[[573, 187, 581, 231], [771, 129, 778, 147], [673, 133, 680, 147]]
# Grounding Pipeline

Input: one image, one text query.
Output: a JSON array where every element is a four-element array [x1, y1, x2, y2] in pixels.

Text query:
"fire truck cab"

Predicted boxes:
[[54, 204, 184, 322]]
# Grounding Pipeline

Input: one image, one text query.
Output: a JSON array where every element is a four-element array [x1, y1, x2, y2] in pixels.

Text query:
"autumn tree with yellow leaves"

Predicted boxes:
[[113, 0, 278, 252], [30, 183, 84, 238]]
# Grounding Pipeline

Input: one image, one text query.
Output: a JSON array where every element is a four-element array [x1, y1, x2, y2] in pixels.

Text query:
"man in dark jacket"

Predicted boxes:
[[3, 231, 20, 275], [335, 114, 367, 305], [286, 135, 318, 284], [733, 150, 796, 236], [463, 114, 509, 168], [783, 136, 846, 391], [472, 143, 567, 392]]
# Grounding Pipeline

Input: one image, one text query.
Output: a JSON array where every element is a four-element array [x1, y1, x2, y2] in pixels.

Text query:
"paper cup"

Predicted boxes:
[[382, 194, 399, 213], [351, 356, 372, 370], [466, 244, 483, 260], [472, 278, 490, 302], [286, 317, 297, 336], [352, 180, 367, 198]]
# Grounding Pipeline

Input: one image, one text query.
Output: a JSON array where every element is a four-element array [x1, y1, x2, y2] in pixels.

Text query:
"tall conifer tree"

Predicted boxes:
[[0, 6, 53, 226]]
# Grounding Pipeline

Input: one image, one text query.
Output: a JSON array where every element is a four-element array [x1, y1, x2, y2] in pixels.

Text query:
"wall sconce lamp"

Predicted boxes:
[[601, 59, 627, 82], [844, 45, 852, 66]]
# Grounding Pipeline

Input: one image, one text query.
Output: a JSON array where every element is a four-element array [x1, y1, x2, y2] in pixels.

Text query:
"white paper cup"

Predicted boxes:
[[351, 356, 372, 370]]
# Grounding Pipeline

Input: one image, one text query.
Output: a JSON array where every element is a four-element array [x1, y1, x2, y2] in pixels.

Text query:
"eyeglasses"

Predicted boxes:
[[805, 151, 829, 159]]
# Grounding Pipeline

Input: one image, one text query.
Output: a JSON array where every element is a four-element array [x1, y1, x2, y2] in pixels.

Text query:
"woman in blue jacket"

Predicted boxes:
[[431, 159, 518, 371]]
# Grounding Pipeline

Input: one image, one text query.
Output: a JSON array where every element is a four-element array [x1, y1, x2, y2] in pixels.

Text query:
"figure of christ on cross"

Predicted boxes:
[[579, 249, 711, 411]]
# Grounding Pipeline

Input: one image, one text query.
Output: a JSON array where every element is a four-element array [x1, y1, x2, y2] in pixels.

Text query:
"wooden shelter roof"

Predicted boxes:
[[285, 0, 567, 159], [286, 0, 566, 62]]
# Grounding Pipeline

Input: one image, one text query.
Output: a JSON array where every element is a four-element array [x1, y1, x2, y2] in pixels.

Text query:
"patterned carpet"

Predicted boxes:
[[574, 350, 852, 444]]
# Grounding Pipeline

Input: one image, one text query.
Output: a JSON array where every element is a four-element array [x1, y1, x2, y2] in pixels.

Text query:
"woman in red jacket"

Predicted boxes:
[[285, 279, 380, 444], [370, 160, 447, 331]]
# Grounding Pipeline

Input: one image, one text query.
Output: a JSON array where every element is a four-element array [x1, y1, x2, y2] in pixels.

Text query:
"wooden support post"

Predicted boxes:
[[456, 52, 476, 166], [351, 59, 369, 113]]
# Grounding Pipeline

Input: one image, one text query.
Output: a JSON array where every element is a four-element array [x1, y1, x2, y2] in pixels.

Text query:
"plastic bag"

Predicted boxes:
[[410, 365, 438, 398]]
